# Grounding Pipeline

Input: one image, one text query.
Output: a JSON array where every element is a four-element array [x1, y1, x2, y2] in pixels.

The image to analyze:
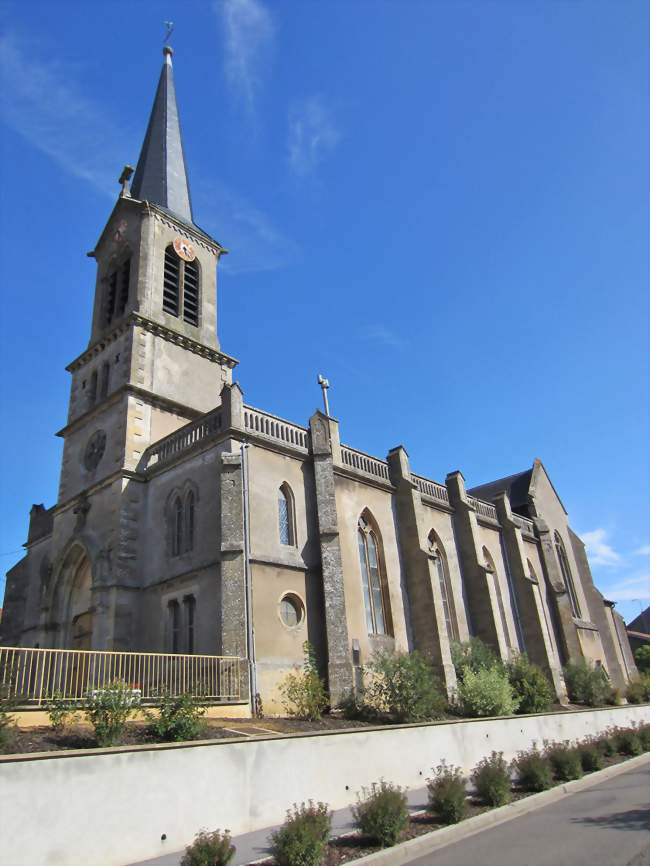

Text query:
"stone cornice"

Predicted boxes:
[[66, 313, 238, 373]]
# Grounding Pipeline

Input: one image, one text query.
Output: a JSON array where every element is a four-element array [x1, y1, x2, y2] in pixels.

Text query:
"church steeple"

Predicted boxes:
[[130, 46, 194, 225]]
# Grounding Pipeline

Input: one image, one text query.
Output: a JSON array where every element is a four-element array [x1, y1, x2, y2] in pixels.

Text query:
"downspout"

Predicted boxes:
[[240, 443, 257, 713]]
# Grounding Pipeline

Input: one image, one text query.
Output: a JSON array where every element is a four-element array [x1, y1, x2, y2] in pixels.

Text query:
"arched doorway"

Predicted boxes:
[[66, 557, 93, 649]]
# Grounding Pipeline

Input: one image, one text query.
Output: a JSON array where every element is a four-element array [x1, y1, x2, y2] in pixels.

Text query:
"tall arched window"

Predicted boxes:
[[278, 483, 296, 546], [357, 513, 390, 636], [163, 245, 200, 326], [104, 256, 131, 325], [428, 531, 459, 642], [172, 496, 183, 557], [554, 532, 582, 618], [168, 600, 180, 653], [185, 490, 195, 553], [184, 595, 196, 654], [483, 547, 512, 651]]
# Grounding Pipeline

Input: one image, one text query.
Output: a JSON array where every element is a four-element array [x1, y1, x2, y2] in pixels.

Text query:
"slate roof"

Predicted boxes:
[[627, 605, 650, 633], [467, 468, 533, 509], [130, 47, 194, 225]]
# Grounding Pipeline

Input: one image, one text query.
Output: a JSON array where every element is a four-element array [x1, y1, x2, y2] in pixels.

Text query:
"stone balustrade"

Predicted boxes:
[[145, 406, 223, 469], [243, 405, 309, 452], [411, 473, 450, 505], [467, 495, 498, 521], [513, 512, 536, 537], [340, 445, 391, 482]]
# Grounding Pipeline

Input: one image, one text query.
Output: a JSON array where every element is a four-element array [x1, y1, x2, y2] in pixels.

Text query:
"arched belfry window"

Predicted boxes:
[[554, 532, 582, 618], [428, 531, 459, 642], [163, 245, 200, 326], [278, 483, 296, 547], [483, 547, 512, 651], [104, 256, 131, 326], [357, 513, 391, 636], [168, 485, 198, 557]]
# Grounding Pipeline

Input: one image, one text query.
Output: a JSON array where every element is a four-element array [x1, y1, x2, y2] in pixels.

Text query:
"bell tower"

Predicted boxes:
[[58, 46, 237, 507]]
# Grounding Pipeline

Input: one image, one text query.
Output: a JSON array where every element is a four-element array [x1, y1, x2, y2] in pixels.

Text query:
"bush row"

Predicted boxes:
[[181, 723, 650, 866]]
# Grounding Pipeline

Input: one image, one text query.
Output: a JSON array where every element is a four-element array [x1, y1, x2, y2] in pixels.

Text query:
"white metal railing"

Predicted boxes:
[[411, 473, 450, 505], [145, 407, 223, 469], [340, 445, 391, 482], [0, 647, 243, 706], [467, 495, 498, 521], [513, 513, 536, 536], [244, 405, 309, 451]]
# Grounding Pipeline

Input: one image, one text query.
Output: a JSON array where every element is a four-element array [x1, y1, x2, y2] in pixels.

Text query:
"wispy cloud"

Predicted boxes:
[[600, 573, 650, 603], [359, 324, 405, 350], [581, 528, 621, 567], [217, 0, 274, 115], [288, 96, 341, 177], [634, 545, 650, 556], [0, 30, 129, 196], [196, 180, 300, 274]]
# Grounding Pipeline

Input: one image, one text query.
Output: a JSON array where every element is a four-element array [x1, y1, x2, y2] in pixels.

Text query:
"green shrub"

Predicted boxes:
[[0, 696, 15, 751], [577, 740, 604, 772], [563, 661, 611, 707], [270, 801, 331, 866], [634, 645, 650, 674], [513, 748, 553, 791], [279, 643, 328, 721], [612, 727, 642, 756], [507, 655, 554, 714], [545, 743, 583, 781], [365, 651, 447, 723], [637, 725, 650, 751], [180, 829, 235, 866], [470, 752, 511, 806], [45, 692, 79, 733], [625, 676, 650, 705], [337, 689, 377, 723], [353, 781, 409, 847], [596, 735, 616, 757], [145, 692, 206, 742], [427, 763, 467, 824], [456, 666, 519, 718], [84, 679, 140, 747], [451, 638, 502, 682]]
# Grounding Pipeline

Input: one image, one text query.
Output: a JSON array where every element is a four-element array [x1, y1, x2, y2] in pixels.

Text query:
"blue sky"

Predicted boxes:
[[0, 0, 648, 622]]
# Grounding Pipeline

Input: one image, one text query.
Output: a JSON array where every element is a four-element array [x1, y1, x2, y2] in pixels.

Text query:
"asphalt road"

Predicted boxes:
[[405, 762, 650, 866]]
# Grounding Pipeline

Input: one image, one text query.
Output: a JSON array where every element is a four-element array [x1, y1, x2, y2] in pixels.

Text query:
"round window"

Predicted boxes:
[[280, 594, 304, 628]]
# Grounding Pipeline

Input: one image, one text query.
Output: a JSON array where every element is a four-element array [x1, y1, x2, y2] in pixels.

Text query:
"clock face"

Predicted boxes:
[[173, 236, 196, 262], [83, 429, 107, 471]]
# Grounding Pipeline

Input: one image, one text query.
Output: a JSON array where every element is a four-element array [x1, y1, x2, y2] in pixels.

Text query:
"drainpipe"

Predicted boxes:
[[240, 443, 257, 713]]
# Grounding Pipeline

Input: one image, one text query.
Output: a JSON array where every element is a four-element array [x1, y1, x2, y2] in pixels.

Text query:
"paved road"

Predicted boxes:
[[406, 763, 650, 866]]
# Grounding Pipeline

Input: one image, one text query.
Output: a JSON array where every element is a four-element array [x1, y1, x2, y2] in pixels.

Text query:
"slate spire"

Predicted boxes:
[[130, 46, 194, 224]]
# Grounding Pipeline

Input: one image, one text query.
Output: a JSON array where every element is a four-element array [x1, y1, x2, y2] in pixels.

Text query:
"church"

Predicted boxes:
[[1, 48, 637, 713]]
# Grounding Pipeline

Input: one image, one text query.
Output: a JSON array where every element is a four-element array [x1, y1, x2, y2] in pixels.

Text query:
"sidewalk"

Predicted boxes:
[[127, 786, 429, 866]]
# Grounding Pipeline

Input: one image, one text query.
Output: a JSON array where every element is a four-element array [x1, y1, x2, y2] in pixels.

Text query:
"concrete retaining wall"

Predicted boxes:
[[1, 705, 649, 866]]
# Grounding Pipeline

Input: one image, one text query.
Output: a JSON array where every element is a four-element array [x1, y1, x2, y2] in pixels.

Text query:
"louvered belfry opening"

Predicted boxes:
[[104, 257, 131, 326], [163, 245, 200, 326]]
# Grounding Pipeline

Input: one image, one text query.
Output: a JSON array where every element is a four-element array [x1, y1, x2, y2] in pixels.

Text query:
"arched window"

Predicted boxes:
[[483, 547, 512, 651], [104, 256, 131, 325], [357, 513, 390, 636], [183, 595, 196, 654], [185, 490, 195, 553], [554, 532, 582, 618], [171, 496, 183, 557], [278, 483, 296, 546], [428, 532, 459, 642], [88, 369, 98, 408], [168, 600, 180, 653], [163, 245, 200, 326], [100, 361, 110, 399]]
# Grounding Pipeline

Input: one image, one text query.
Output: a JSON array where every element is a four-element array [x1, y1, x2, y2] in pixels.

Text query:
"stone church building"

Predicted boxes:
[[1, 48, 637, 712]]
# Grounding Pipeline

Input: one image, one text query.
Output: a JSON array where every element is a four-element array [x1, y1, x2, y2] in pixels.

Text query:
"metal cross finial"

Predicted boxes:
[[163, 21, 175, 44], [317, 374, 330, 416]]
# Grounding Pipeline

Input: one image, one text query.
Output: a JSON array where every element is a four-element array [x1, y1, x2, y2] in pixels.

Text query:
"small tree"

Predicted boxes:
[[634, 645, 650, 674], [563, 660, 611, 707], [456, 666, 519, 717], [270, 801, 331, 866], [353, 781, 409, 848], [471, 752, 511, 806], [45, 692, 79, 734], [365, 650, 447, 723], [84, 679, 140, 747], [545, 742, 583, 781], [507, 655, 554, 714], [451, 638, 501, 682], [278, 642, 328, 721], [427, 763, 467, 824], [145, 691, 206, 742], [180, 830, 235, 866], [513, 748, 553, 792]]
